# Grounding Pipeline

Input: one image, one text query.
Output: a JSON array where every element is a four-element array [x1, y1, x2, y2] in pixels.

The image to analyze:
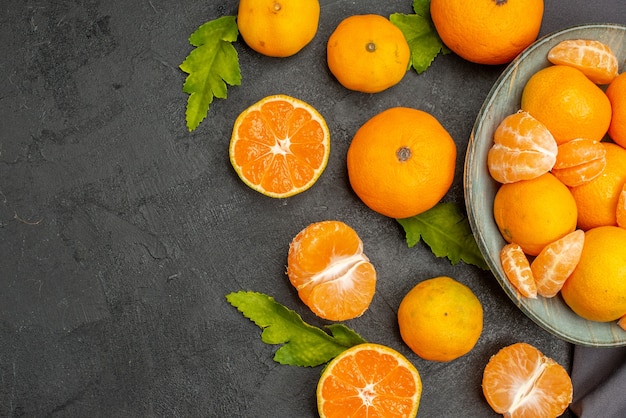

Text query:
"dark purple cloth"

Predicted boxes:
[[570, 345, 626, 417]]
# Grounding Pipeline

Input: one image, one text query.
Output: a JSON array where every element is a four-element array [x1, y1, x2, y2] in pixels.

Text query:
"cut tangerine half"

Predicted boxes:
[[551, 138, 606, 187], [500, 243, 537, 299], [487, 111, 557, 184], [229, 94, 330, 198], [547, 39, 619, 85], [618, 182, 626, 229], [317, 343, 422, 418], [482, 342, 573, 418], [287, 220, 376, 321], [530, 229, 584, 298]]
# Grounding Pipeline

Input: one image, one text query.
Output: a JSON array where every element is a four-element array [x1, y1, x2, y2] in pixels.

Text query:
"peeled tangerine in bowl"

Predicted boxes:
[[287, 220, 376, 321]]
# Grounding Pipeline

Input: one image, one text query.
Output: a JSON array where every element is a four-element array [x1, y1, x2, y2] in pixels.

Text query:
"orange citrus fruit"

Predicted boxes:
[[346, 107, 456, 219], [561, 226, 626, 322], [551, 138, 606, 187], [521, 65, 612, 145], [606, 72, 626, 147], [493, 173, 578, 256], [482, 342, 573, 417], [499, 243, 537, 299], [317, 343, 422, 418], [617, 182, 626, 229], [618, 315, 626, 331], [487, 110, 557, 184], [326, 14, 410, 93], [237, 0, 320, 57], [569, 142, 626, 230], [286, 220, 376, 321], [430, 0, 544, 65], [530, 229, 584, 298], [547, 39, 619, 85], [229, 94, 330, 198], [397, 277, 483, 362]]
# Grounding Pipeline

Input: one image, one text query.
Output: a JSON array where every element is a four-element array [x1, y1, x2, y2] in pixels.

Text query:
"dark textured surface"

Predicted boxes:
[[1, 1, 624, 417]]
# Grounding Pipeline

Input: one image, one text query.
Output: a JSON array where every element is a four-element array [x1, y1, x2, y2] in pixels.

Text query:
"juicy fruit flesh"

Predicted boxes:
[[287, 221, 376, 321], [482, 343, 573, 418], [547, 39, 619, 85], [317, 343, 422, 418]]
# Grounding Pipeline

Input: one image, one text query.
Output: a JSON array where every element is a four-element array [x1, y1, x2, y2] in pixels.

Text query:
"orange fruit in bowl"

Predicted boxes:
[[326, 14, 410, 93], [493, 173, 578, 256], [520, 65, 612, 145], [317, 343, 422, 418], [618, 182, 626, 228], [561, 226, 626, 322], [487, 110, 557, 184], [429, 0, 543, 65], [287, 220, 376, 321], [482, 342, 573, 417], [397, 276, 483, 362], [606, 72, 626, 147], [569, 142, 626, 230], [547, 39, 619, 85], [229, 94, 330, 198], [346, 107, 456, 219], [237, 0, 320, 57], [551, 138, 607, 187]]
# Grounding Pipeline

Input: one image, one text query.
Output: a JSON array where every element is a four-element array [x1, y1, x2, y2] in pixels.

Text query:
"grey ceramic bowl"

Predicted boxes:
[[464, 24, 626, 347]]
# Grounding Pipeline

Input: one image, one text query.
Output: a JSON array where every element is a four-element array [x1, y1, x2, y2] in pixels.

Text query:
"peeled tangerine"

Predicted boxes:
[[482, 342, 573, 418], [287, 220, 376, 321], [551, 138, 606, 187], [548, 39, 619, 85], [488, 111, 558, 184]]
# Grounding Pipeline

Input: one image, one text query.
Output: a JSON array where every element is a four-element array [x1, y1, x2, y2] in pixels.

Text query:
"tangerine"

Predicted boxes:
[[317, 343, 422, 418], [397, 277, 483, 362], [493, 173, 578, 256], [547, 39, 619, 85], [326, 14, 410, 93], [237, 0, 320, 57], [606, 72, 626, 147], [617, 182, 626, 229], [569, 142, 626, 230], [487, 110, 557, 184], [551, 138, 606, 187], [482, 342, 573, 417], [561, 226, 626, 322], [521, 65, 612, 144], [229, 94, 330, 198], [346, 107, 456, 219], [499, 243, 537, 299], [287, 220, 376, 321], [430, 0, 544, 65]]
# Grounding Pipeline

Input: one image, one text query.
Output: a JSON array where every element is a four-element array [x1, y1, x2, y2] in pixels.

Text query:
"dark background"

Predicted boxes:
[[1, 0, 625, 416]]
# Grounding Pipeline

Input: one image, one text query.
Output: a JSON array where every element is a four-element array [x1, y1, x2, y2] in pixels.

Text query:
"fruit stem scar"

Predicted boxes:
[[494, 0, 508, 5], [272, 1, 281, 12], [396, 146, 412, 162], [366, 42, 376, 52]]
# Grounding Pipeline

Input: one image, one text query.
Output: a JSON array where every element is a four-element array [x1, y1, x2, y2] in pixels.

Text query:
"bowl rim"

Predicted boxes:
[[464, 23, 626, 347]]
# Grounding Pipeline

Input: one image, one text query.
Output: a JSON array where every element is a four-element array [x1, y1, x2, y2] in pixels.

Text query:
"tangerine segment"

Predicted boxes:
[[487, 111, 557, 184], [547, 39, 619, 85], [618, 315, 626, 332], [287, 220, 376, 321], [482, 342, 573, 418], [530, 229, 584, 298], [551, 138, 606, 187], [317, 343, 422, 418], [230, 95, 330, 198], [500, 243, 537, 299]]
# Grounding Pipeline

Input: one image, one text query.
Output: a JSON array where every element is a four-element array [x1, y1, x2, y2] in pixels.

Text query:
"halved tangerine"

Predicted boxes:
[[547, 39, 619, 85], [551, 138, 606, 187], [487, 111, 557, 184], [287, 220, 376, 321], [482, 342, 573, 418], [317, 343, 422, 418], [500, 243, 537, 299], [229, 94, 330, 198], [530, 229, 584, 298]]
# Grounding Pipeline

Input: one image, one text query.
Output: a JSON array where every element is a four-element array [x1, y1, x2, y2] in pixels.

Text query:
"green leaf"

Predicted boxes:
[[390, 0, 449, 74], [225, 291, 366, 367], [180, 15, 242, 131], [397, 202, 489, 270]]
